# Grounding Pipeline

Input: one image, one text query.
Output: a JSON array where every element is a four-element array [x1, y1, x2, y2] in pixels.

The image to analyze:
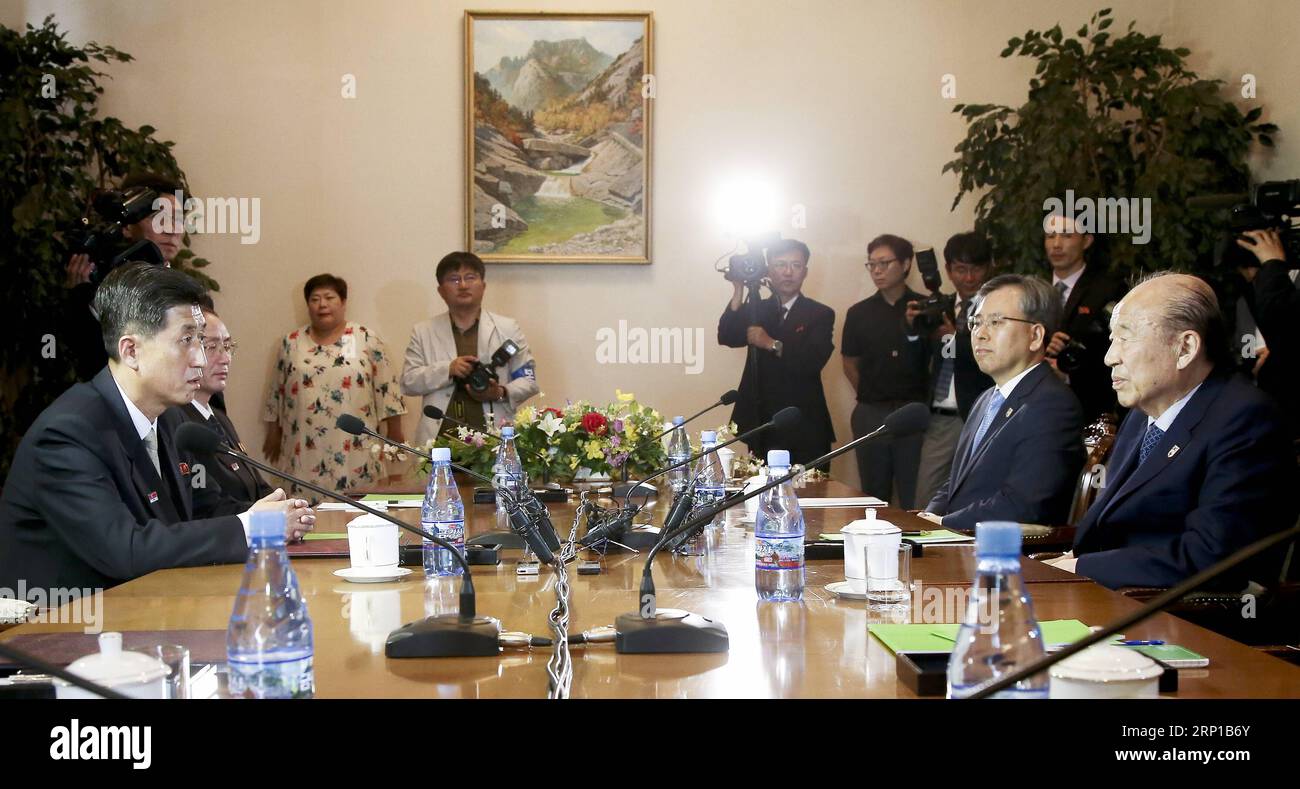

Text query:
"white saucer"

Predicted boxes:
[[825, 580, 867, 600], [333, 566, 412, 584]]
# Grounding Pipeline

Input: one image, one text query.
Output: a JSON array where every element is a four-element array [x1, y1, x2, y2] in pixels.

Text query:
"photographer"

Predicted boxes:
[[1042, 212, 1129, 422], [909, 232, 996, 508], [718, 238, 835, 464], [1241, 228, 1299, 436], [402, 251, 538, 444], [63, 172, 185, 381]]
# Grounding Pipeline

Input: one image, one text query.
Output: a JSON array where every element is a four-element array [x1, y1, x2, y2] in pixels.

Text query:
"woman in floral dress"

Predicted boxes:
[[262, 274, 406, 497]]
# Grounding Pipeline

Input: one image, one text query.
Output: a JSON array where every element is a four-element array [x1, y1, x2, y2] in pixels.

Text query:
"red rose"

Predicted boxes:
[[542, 407, 564, 419], [581, 411, 608, 436]]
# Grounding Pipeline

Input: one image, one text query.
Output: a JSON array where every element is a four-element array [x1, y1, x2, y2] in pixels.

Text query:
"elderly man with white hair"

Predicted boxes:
[[1050, 272, 1297, 590]]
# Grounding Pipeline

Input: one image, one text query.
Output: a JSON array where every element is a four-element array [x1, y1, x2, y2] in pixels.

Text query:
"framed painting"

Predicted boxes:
[[465, 11, 653, 264]]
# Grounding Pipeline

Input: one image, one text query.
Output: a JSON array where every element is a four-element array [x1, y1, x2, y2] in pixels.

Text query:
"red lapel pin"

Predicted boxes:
[[148, 491, 159, 504]]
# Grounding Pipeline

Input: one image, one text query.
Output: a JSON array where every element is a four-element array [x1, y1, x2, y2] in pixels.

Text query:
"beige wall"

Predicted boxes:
[[5, 0, 1297, 486]]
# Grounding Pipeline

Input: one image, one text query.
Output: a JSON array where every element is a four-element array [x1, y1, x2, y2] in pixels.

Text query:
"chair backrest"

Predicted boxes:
[[1067, 415, 1120, 525]]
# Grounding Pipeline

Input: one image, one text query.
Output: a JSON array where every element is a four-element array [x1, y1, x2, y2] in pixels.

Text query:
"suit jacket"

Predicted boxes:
[[401, 309, 540, 445], [1073, 372, 1298, 590], [1253, 258, 1300, 435], [0, 368, 249, 594], [1059, 266, 1128, 422], [921, 299, 993, 421], [926, 363, 1085, 531], [173, 402, 274, 502], [718, 293, 835, 464]]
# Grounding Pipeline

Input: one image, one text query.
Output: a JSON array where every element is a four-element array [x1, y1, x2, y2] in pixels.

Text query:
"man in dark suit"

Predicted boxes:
[[926, 274, 1085, 531], [171, 305, 273, 503], [1241, 228, 1299, 436], [1042, 214, 1129, 422], [719, 238, 835, 464], [0, 264, 314, 596], [1054, 273, 1298, 590], [912, 232, 997, 507]]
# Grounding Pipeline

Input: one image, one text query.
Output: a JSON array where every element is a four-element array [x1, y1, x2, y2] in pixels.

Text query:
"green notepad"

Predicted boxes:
[[868, 619, 1093, 654], [907, 529, 975, 544], [302, 532, 349, 541], [360, 494, 424, 502]]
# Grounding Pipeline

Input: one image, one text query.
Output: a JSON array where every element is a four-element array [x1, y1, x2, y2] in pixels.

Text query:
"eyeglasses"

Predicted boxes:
[[444, 273, 482, 286], [967, 314, 1038, 332], [769, 260, 806, 272], [865, 259, 899, 272], [202, 339, 239, 356]]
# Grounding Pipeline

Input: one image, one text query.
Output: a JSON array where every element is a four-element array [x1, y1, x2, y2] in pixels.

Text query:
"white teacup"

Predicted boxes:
[[841, 509, 900, 594], [347, 514, 399, 570]]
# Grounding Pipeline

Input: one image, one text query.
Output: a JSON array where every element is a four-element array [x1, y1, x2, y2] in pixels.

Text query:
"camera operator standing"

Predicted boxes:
[[1241, 227, 1299, 436], [63, 172, 185, 381], [718, 238, 835, 464], [403, 251, 538, 444], [909, 232, 996, 508]]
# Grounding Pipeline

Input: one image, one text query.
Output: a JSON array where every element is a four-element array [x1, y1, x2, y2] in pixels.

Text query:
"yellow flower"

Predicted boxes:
[[624, 424, 638, 443], [616, 389, 635, 402], [568, 456, 580, 470], [515, 405, 536, 425], [584, 440, 604, 460]]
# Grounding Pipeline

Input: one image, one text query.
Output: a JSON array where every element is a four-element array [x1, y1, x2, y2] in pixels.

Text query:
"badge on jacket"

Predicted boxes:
[[178, 462, 190, 475], [148, 491, 159, 504]]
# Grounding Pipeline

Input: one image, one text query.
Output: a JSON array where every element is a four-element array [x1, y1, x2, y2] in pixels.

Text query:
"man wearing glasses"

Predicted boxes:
[[403, 251, 539, 443], [924, 274, 1085, 531], [718, 238, 836, 464], [842, 235, 929, 506], [171, 301, 273, 502]]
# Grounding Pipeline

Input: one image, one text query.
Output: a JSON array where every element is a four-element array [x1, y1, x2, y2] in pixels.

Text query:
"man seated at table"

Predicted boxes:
[[1049, 272, 1298, 590], [0, 264, 314, 597], [925, 274, 1085, 531]]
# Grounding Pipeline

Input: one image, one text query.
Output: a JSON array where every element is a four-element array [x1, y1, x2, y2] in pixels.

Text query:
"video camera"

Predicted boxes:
[[1192, 179, 1300, 270], [722, 232, 783, 284], [457, 339, 521, 394], [910, 248, 956, 334], [69, 187, 167, 284]]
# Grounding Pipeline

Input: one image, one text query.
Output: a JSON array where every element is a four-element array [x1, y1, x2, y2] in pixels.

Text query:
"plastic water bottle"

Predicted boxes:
[[692, 430, 727, 528], [755, 449, 805, 602], [946, 521, 1048, 699], [494, 426, 526, 532], [421, 447, 464, 577], [226, 509, 314, 699], [666, 416, 690, 494]]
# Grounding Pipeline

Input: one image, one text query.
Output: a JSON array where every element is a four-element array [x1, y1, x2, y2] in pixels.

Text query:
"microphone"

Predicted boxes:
[[613, 402, 930, 654], [335, 414, 558, 559], [622, 406, 802, 509], [967, 519, 1300, 699], [174, 423, 501, 658]]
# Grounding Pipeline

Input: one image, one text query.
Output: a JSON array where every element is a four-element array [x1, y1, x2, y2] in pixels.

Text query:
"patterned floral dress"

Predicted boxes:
[[262, 322, 406, 497]]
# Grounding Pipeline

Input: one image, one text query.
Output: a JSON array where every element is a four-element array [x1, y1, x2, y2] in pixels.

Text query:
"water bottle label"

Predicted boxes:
[[227, 654, 314, 699], [755, 536, 804, 571], [423, 520, 465, 547]]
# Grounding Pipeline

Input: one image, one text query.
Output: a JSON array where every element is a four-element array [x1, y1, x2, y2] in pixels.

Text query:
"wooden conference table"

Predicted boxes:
[[5, 479, 1299, 698]]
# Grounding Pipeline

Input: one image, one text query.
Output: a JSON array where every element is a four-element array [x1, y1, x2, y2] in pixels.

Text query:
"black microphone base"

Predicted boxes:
[[610, 481, 657, 500], [467, 531, 527, 550], [385, 615, 502, 658], [614, 609, 729, 654]]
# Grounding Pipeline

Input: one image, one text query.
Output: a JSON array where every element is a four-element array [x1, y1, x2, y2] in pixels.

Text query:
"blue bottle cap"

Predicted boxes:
[[673, 416, 685, 425], [700, 430, 717, 443], [501, 426, 515, 438], [767, 449, 790, 467], [430, 447, 451, 462], [250, 509, 285, 540], [975, 521, 1022, 557]]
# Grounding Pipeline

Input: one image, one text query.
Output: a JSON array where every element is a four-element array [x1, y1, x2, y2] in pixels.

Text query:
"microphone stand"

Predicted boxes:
[[614, 419, 898, 654], [189, 436, 501, 659], [966, 520, 1300, 699]]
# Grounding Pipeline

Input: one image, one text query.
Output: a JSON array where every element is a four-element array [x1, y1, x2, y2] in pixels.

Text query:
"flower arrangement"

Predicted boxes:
[[416, 390, 669, 482]]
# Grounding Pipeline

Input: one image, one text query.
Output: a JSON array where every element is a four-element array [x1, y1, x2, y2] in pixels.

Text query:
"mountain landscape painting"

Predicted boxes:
[[466, 13, 652, 263]]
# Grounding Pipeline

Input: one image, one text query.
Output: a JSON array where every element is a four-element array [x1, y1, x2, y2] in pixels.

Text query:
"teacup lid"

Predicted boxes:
[[1050, 644, 1163, 683], [842, 508, 900, 536], [348, 513, 393, 528], [62, 632, 169, 688]]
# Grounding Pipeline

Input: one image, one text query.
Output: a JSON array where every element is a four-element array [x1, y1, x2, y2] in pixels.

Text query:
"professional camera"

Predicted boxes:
[[721, 232, 782, 284], [458, 339, 521, 393], [1194, 179, 1300, 270], [910, 247, 956, 334], [1053, 304, 1116, 375], [68, 187, 167, 283]]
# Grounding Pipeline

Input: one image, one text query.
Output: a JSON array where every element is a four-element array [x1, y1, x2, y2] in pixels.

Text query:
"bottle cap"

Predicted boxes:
[[430, 447, 451, 462], [766, 449, 790, 467], [975, 521, 1022, 557], [501, 426, 515, 438], [673, 416, 685, 425], [700, 430, 717, 443], [249, 508, 286, 540]]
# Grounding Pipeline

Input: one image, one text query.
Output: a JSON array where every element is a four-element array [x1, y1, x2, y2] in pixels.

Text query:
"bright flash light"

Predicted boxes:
[[712, 174, 780, 239]]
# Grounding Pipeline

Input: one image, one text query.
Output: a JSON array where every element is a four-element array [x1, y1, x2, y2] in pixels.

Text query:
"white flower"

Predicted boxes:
[[538, 412, 566, 438]]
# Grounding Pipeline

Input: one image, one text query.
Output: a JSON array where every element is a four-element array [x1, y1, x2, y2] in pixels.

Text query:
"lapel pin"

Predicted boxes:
[[178, 462, 190, 475], [231, 462, 241, 471], [148, 491, 159, 504], [1167, 445, 1180, 458], [1004, 407, 1014, 418]]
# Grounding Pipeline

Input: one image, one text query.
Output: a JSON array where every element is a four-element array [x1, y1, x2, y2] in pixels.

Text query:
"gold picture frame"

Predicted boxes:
[[465, 11, 653, 264]]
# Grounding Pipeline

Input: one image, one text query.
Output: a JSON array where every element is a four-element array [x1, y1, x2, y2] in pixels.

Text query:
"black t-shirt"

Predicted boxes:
[[842, 289, 928, 403]]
